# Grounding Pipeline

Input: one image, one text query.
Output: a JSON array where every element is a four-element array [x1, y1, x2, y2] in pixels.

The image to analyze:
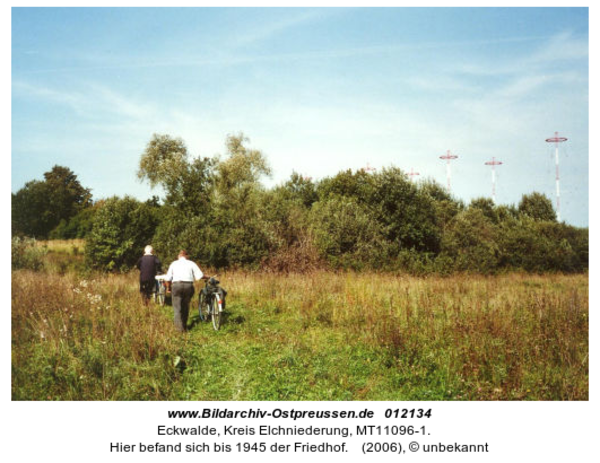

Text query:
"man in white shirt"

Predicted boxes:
[[165, 250, 206, 332]]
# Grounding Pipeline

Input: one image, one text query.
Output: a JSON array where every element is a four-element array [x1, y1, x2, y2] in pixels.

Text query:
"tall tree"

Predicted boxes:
[[12, 165, 92, 238], [137, 134, 189, 191], [212, 133, 272, 266]]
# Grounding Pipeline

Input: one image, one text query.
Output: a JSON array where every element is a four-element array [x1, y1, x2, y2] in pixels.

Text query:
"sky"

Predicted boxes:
[[11, 7, 589, 226]]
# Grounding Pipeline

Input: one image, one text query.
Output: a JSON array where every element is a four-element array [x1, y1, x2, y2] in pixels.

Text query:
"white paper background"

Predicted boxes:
[[4, 1, 597, 461]]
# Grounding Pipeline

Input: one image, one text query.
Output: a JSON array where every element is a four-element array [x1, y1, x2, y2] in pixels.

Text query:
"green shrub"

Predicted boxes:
[[440, 209, 500, 273], [518, 192, 557, 221], [310, 196, 388, 269], [49, 206, 98, 239], [85, 196, 160, 271], [497, 218, 588, 272]]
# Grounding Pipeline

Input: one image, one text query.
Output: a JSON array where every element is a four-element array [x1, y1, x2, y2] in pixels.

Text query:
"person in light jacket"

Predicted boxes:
[[165, 250, 206, 332]]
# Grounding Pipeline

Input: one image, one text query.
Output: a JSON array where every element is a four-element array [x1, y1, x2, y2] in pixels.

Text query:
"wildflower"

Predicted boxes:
[[79, 280, 88, 288], [86, 293, 102, 305]]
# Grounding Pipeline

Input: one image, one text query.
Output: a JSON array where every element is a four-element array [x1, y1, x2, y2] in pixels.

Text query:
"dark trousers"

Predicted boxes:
[[140, 279, 155, 301], [172, 282, 195, 332]]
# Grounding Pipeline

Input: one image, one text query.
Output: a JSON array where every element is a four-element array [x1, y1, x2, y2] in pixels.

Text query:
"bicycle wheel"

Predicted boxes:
[[211, 293, 223, 331], [198, 293, 207, 321]]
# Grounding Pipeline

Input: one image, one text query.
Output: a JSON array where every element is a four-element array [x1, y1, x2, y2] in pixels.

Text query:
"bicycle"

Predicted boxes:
[[198, 276, 226, 331], [154, 274, 168, 306]]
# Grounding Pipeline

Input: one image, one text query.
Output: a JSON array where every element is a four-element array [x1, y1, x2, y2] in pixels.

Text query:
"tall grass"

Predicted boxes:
[[37, 239, 85, 255], [213, 271, 588, 400], [12, 251, 588, 400], [12, 270, 186, 400]]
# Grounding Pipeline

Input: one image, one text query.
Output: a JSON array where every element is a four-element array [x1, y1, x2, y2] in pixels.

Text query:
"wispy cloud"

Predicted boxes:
[[455, 31, 588, 77], [12, 80, 159, 122], [15, 31, 562, 76], [12, 81, 88, 115], [230, 9, 328, 48], [529, 30, 588, 63]]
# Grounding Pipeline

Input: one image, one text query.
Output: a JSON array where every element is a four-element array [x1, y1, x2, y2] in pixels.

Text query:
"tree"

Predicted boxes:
[[215, 133, 271, 199], [419, 179, 463, 233], [137, 134, 190, 191], [469, 197, 499, 223], [12, 181, 52, 238], [369, 167, 441, 253], [277, 172, 318, 208], [85, 196, 160, 271], [12, 165, 92, 238], [139, 132, 273, 268], [44, 165, 93, 220], [316, 168, 376, 203], [211, 133, 272, 267], [518, 192, 557, 221]]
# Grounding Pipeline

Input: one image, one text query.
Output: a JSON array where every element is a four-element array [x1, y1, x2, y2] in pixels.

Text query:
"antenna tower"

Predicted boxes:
[[362, 163, 376, 173], [484, 157, 503, 203], [545, 131, 567, 222], [407, 168, 420, 181], [439, 150, 458, 191]]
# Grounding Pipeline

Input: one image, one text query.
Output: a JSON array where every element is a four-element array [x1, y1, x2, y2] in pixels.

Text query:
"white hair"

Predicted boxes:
[[144, 245, 154, 255]]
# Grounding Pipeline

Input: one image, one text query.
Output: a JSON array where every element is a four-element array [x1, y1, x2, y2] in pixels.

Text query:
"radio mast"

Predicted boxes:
[[439, 150, 458, 192], [545, 131, 567, 222], [484, 157, 503, 203]]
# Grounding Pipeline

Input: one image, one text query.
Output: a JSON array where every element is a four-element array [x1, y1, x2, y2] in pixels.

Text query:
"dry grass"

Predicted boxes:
[[216, 271, 589, 400], [12, 266, 588, 400], [37, 239, 85, 254], [12, 270, 184, 400]]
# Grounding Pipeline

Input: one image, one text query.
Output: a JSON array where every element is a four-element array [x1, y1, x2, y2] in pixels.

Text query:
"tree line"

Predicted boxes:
[[12, 133, 588, 274]]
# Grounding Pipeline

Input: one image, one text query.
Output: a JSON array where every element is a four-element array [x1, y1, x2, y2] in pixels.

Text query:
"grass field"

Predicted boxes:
[[12, 245, 588, 401]]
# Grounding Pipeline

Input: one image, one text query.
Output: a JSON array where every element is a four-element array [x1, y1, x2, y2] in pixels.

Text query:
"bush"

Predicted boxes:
[[440, 209, 500, 273], [518, 192, 557, 222], [370, 168, 442, 253], [497, 218, 588, 273], [259, 188, 321, 272], [85, 196, 160, 271], [49, 206, 98, 239], [310, 196, 388, 269], [11, 236, 47, 271]]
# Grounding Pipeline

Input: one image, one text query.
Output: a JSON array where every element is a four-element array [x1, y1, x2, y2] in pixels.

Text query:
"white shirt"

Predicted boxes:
[[166, 257, 203, 282]]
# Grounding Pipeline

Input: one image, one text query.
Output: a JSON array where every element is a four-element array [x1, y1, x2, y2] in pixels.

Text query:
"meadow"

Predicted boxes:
[[11, 243, 588, 401]]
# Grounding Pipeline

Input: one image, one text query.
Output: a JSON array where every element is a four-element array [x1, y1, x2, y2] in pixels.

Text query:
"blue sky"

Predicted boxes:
[[11, 7, 589, 226]]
